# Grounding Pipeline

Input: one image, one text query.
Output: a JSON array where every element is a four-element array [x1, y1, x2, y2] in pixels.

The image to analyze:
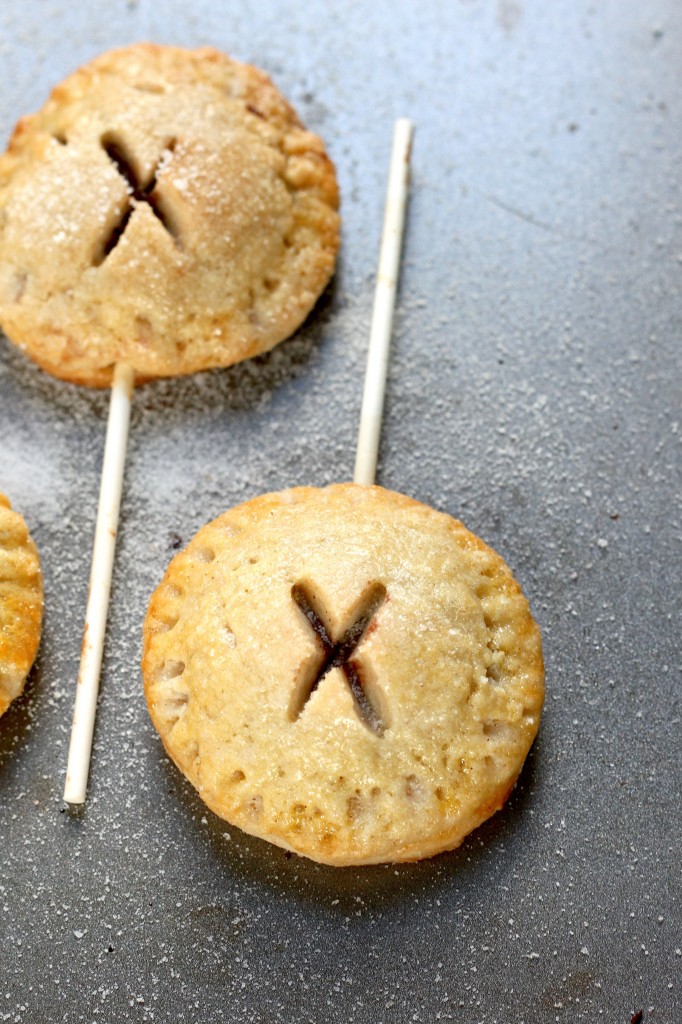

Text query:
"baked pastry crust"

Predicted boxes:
[[143, 484, 544, 866], [0, 44, 340, 386], [0, 495, 43, 717]]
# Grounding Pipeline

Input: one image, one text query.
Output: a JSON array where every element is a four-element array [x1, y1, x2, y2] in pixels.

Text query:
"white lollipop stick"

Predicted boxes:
[[64, 362, 135, 804], [354, 117, 413, 486]]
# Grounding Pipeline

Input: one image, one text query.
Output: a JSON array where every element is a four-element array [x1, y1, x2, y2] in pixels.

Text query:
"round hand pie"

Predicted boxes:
[[0, 44, 340, 386], [0, 495, 43, 717], [143, 484, 544, 866]]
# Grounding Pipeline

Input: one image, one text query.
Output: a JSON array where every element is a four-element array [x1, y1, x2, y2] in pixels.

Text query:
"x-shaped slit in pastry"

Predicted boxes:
[[95, 134, 179, 263], [290, 580, 387, 735]]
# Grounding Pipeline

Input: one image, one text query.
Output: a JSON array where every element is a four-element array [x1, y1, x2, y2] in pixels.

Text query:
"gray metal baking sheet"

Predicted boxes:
[[1, 2, 680, 1021]]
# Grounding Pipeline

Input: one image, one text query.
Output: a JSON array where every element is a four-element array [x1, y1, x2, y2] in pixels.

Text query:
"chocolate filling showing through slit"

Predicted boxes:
[[290, 580, 387, 735], [95, 134, 180, 263]]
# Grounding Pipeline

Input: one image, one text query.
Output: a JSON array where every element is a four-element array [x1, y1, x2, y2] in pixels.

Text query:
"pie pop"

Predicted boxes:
[[0, 44, 340, 801], [142, 123, 545, 865], [0, 495, 43, 719]]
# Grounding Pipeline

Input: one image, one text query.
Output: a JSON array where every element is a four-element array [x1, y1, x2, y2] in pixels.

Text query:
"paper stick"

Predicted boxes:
[[354, 118, 413, 486], [63, 362, 135, 804]]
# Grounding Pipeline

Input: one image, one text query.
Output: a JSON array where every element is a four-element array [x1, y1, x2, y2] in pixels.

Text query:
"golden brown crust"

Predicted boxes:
[[0, 44, 340, 386], [142, 484, 544, 865], [0, 494, 43, 716]]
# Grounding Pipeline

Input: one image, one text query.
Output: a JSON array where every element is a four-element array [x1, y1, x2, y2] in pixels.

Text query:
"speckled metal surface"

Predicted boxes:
[[0, 2, 680, 1022]]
